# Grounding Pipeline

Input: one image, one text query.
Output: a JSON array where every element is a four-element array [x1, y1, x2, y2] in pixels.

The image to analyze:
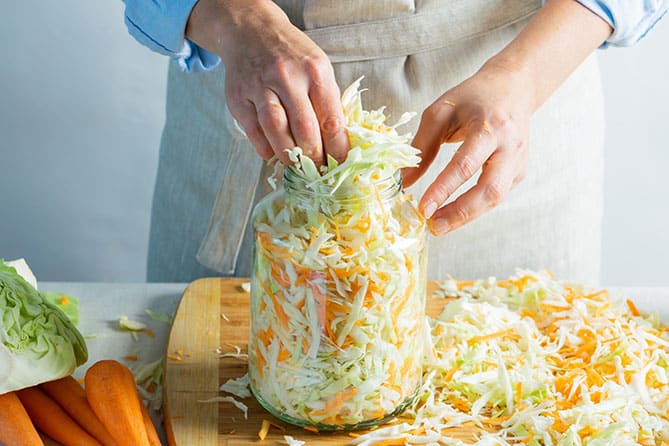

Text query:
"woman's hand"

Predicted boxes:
[[403, 0, 612, 236], [186, 0, 349, 165], [403, 60, 534, 236]]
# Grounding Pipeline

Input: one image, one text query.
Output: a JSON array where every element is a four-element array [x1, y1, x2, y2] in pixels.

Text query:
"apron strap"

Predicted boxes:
[[196, 124, 263, 274]]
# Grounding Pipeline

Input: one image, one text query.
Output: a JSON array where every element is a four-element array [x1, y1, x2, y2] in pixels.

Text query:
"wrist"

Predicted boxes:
[[477, 55, 538, 115], [186, 0, 289, 57]]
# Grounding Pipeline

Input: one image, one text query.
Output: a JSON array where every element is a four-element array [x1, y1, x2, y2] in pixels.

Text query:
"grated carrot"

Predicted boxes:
[[515, 382, 523, 410], [370, 438, 407, 446], [257, 419, 271, 440], [468, 328, 516, 345], [626, 299, 640, 316]]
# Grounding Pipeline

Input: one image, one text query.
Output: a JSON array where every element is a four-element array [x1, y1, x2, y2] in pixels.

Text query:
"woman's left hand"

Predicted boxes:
[[403, 58, 535, 236]]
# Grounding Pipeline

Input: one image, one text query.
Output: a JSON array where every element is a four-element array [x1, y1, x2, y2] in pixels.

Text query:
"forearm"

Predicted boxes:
[[485, 0, 613, 111]]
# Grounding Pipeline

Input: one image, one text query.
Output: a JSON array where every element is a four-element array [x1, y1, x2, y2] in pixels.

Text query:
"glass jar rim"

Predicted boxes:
[[282, 166, 402, 204]]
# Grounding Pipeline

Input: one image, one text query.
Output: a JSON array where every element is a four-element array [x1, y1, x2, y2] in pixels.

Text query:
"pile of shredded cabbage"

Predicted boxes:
[[350, 270, 669, 445], [249, 78, 427, 427]]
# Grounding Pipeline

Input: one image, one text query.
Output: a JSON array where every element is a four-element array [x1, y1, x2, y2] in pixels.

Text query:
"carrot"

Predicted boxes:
[[370, 439, 407, 446], [0, 391, 44, 446], [85, 360, 150, 446], [40, 375, 118, 446], [39, 433, 63, 446], [309, 387, 358, 417], [468, 328, 516, 345], [139, 401, 162, 446], [257, 419, 271, 440], [16, 387, 101, 446], [626, 299, 641, 317]]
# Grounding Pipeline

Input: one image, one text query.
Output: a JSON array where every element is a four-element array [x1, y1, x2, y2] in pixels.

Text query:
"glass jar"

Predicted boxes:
[[248, 166, 426, 430]]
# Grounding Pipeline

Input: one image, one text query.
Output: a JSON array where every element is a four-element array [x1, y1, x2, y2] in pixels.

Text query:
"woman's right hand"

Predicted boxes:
[[186, 0, 349, 165]]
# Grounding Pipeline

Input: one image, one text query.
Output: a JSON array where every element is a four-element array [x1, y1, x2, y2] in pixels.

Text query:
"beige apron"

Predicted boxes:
[[148, 0, 605, 284]]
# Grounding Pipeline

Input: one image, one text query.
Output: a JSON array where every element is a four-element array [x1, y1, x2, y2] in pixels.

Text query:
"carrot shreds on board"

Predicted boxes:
[[257, 419, 271, 440]]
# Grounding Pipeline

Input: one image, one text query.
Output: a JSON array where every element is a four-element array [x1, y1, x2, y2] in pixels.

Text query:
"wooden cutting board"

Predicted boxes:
[[163, 278, 477, 445]]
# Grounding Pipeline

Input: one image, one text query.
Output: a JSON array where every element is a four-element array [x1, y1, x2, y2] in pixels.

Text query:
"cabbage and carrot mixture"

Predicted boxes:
[[351, 270, 669, 445], [248, 79, 427, 428]]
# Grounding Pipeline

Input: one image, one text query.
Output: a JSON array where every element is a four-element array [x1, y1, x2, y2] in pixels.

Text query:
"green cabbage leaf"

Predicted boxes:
[[0, 260, 88, 393]]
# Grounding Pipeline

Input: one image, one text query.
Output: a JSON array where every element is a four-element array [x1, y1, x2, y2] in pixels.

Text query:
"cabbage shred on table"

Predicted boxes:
[[249, 78, 427, 427]]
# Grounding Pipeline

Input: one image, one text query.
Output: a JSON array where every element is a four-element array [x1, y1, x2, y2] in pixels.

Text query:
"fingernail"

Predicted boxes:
[[429, 218, 450, 235], [423, 201, 438, 219]]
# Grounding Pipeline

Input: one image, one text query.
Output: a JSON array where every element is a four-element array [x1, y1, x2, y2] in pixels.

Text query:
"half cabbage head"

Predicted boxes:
[[0, 260, 87, 393]]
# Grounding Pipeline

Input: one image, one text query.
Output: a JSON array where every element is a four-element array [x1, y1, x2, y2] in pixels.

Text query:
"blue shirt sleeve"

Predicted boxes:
[[574, 0, 668, 47], [123, 0, 221, 72]]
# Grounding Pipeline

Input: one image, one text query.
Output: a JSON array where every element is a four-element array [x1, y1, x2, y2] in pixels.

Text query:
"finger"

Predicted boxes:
[[403, 100, 457, 188], [418, 122, 497, 219], [254, 89, 296, 163], [428, 149, 517, 235], [278, 89, 324, 166], [228, 100, 274, 160], [309, 78, 349, 163]]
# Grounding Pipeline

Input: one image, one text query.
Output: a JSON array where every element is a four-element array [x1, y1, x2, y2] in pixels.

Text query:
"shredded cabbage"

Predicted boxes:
[[353, 270, 669, 445], [198, 395, 249, 419], [220, 373, 252, 399], [131, 357, 164, 411], [249, 78, 427, 428]]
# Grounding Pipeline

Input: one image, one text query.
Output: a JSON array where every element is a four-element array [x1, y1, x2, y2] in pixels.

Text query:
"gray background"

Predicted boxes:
[[1, 2, 667, 284]]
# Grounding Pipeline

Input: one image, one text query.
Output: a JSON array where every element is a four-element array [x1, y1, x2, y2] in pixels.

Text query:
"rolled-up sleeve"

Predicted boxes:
[[124, 0, 221, 72], [575, 0, 668, 47]]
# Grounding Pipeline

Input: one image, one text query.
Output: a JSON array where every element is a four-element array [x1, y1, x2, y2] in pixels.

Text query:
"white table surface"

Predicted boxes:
[[39, 282, 187, 377]]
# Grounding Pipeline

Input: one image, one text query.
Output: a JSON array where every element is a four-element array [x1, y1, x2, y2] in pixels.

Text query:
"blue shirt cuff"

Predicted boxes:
[[574, 0, 668, 48], [173, 39, 222, 73], [124, 0, 221, 73]]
